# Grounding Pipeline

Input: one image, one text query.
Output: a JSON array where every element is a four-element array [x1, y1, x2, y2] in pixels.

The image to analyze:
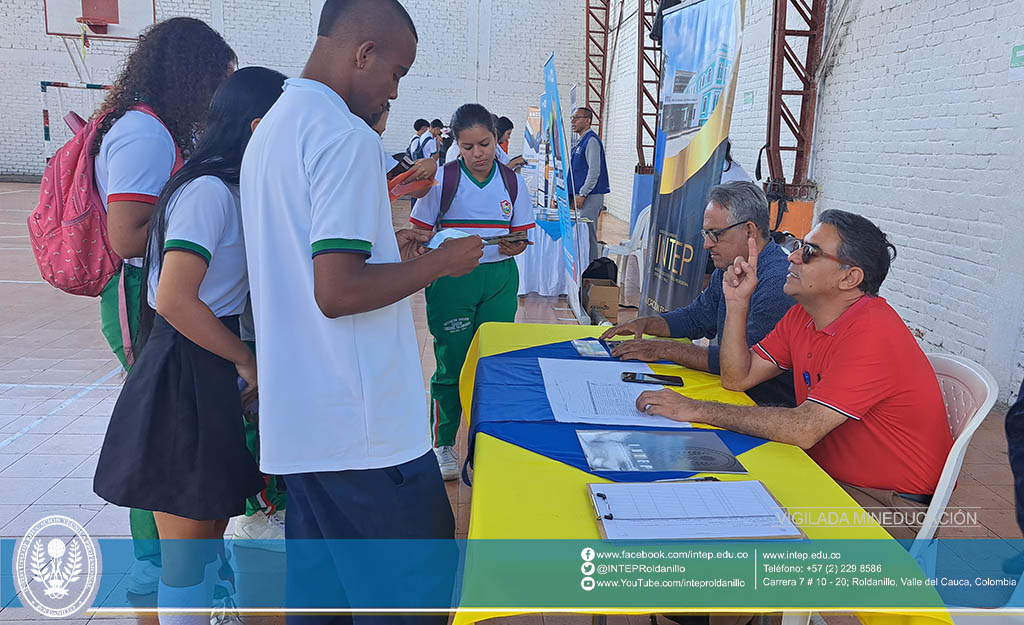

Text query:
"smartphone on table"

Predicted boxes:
[[621, 372, 685, 387]]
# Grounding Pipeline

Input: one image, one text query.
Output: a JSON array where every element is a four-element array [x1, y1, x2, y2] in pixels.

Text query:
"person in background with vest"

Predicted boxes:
[[89, 16, 236, 598], [569, 106, 610, 263], [94, 67, 286, 625], [410, 104, 536, 480]]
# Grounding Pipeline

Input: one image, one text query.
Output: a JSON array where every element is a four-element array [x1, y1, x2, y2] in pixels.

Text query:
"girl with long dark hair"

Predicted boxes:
[[93, 67, 287, 624], [410, 103, 535, 480], [89, 16, 236, 596]]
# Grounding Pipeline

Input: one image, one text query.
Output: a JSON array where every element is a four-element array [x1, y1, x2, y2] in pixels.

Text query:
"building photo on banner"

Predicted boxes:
[[0, 0, 1022, 624]]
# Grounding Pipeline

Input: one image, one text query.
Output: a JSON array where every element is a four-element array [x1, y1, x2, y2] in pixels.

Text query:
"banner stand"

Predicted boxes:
[[544, 54, 588, 325]]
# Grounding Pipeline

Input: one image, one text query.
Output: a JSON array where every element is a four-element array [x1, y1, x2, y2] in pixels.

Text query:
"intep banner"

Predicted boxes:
[[640, 0, 745, 314]]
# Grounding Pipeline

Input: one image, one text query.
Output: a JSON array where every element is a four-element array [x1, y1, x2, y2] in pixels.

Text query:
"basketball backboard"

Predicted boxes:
[[44, 0, 156, 41]]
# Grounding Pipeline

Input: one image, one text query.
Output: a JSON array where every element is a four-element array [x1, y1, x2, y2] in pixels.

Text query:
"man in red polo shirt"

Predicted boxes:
[[636, 210, 952, 540]]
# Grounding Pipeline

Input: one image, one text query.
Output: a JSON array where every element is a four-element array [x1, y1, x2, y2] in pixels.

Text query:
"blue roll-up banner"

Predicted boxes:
[[640, 0, 745, 315], [544, 55, 584, 321]]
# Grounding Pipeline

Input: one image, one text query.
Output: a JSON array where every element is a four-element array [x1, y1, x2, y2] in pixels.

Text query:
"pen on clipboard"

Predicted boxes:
[[653, 476, 721, 483]]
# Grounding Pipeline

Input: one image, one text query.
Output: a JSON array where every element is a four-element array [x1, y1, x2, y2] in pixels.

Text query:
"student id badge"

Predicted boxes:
[[571, 339, 611, 358]]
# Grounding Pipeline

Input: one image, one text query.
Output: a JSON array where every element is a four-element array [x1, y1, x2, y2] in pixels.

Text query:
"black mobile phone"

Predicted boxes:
[[386, 155, 415, 180], [621, 372, 685, 387]]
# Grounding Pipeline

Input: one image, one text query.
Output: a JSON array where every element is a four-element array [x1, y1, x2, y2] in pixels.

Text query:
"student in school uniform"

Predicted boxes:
[[240, 2, 483, 622], [88, 16, 236, 596], [410, 103, 535, 480], [496, 116, 514, 153], [406, 118, 430, 159], [425, 118, 444, 159], [93, 67, 287, 625]]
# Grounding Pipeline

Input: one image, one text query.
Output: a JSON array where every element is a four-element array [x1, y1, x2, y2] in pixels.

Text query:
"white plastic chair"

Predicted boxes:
[[913, 353, 999, 541], [600, 205, 651, 294]]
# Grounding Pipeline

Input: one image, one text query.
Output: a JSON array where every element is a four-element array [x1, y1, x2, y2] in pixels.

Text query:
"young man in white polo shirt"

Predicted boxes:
[[240, 1, 482, 621]]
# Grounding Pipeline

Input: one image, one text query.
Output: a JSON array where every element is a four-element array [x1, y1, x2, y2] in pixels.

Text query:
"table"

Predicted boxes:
[[454, 323, 953, 625], [515, 219, 591, 297]]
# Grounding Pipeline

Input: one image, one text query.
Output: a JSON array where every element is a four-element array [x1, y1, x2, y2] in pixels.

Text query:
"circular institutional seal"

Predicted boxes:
[[14, 515, 100, 618]]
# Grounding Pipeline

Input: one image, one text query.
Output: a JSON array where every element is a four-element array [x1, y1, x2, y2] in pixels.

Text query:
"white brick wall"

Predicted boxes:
[[602, 1, 641, 223], [0, 0, 584, 176]]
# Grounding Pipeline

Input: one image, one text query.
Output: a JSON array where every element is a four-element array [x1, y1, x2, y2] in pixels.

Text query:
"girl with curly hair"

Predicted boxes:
[[89, 16, 235, 596]]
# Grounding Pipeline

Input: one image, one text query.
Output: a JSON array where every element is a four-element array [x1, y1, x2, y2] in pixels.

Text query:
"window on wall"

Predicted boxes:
[[712, 92, 720, 110], [717, 61, 726, 83], [701, 93, 710, 115]]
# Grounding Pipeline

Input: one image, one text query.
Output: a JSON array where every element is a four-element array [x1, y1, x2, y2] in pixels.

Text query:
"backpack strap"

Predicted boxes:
[[496, 162, 518, 207], [130, 103, 185, 172], [437, 159, 462, 230]]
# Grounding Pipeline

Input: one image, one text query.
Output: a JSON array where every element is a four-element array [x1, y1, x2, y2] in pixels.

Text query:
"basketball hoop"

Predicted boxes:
[[75, 16, 112, 35], [76, 0, 119, 35]]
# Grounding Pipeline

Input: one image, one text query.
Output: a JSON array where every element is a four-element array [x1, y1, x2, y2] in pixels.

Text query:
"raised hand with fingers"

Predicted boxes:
[[722, 235, 760, 306]]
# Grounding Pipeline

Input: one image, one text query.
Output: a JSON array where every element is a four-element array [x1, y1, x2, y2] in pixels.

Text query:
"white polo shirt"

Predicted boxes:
[[445, 142, 460, 165], [421, 135, 437, 159], [94, 110, 177, 266], [410, 160, 535, 264], [496, 145, 511, 165], [147, 176, 247, 318], [240, 78, 430, 474]]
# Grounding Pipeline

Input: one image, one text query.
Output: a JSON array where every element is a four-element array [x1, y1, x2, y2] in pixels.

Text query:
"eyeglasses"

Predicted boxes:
[[786, 240, 853, 266], [700, 221, 748, 244], [570, 116, 589, 121]]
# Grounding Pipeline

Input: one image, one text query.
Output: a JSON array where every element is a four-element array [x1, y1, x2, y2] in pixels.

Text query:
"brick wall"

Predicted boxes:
[[0, 0, 584, 175]]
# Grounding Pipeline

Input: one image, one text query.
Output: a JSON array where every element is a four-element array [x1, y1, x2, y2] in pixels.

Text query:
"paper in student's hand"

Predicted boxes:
[[426, 229, 473, 249]]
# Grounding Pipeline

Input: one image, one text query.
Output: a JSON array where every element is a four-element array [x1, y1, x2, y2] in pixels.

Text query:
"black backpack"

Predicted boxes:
[[407, 134, 428, 160], [581, 257, 618, 283]]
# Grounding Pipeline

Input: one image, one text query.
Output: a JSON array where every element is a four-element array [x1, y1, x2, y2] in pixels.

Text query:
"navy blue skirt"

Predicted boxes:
[[94, 313, 264, 520]]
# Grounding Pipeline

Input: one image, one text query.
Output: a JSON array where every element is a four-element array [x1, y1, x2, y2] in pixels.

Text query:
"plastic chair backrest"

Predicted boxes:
[[629, 205, 652, 254], [915, 353, 999, 541]]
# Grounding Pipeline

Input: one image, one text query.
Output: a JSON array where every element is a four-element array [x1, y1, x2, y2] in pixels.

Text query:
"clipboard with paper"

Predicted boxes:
[[587, 480, 806, 541]]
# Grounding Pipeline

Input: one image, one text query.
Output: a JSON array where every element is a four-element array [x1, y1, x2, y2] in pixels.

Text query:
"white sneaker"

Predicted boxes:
[[125, 558, 161, 595], [210, 594, 243, 625], [435, 446, 459, 481], [231, 509, 286, 553]]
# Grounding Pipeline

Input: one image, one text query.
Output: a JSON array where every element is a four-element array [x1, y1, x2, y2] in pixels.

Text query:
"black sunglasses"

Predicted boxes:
[[785, 240, 853, 266], [700, 221, 748, 244]]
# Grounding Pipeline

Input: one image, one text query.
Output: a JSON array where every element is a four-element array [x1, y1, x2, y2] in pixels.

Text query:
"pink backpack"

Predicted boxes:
[[27, 104, 182, 297]]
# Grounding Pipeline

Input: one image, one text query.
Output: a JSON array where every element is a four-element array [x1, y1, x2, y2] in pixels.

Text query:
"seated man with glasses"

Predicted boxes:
[[635, 209, 952, 540], [602, 181, 796, 406]]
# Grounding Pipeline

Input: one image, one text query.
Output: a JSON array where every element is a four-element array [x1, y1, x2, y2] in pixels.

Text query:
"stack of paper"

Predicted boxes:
[[538, 358, 691, 428], [588, 481, 803, 540]]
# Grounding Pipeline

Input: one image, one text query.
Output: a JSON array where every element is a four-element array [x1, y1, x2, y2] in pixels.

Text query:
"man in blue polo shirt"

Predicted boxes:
[[569, 107, 610, 262], [602, 181, 796, 407]]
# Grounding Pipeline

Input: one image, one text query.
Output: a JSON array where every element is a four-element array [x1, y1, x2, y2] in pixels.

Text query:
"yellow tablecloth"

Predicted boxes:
[[455, 322, 952, 625]]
